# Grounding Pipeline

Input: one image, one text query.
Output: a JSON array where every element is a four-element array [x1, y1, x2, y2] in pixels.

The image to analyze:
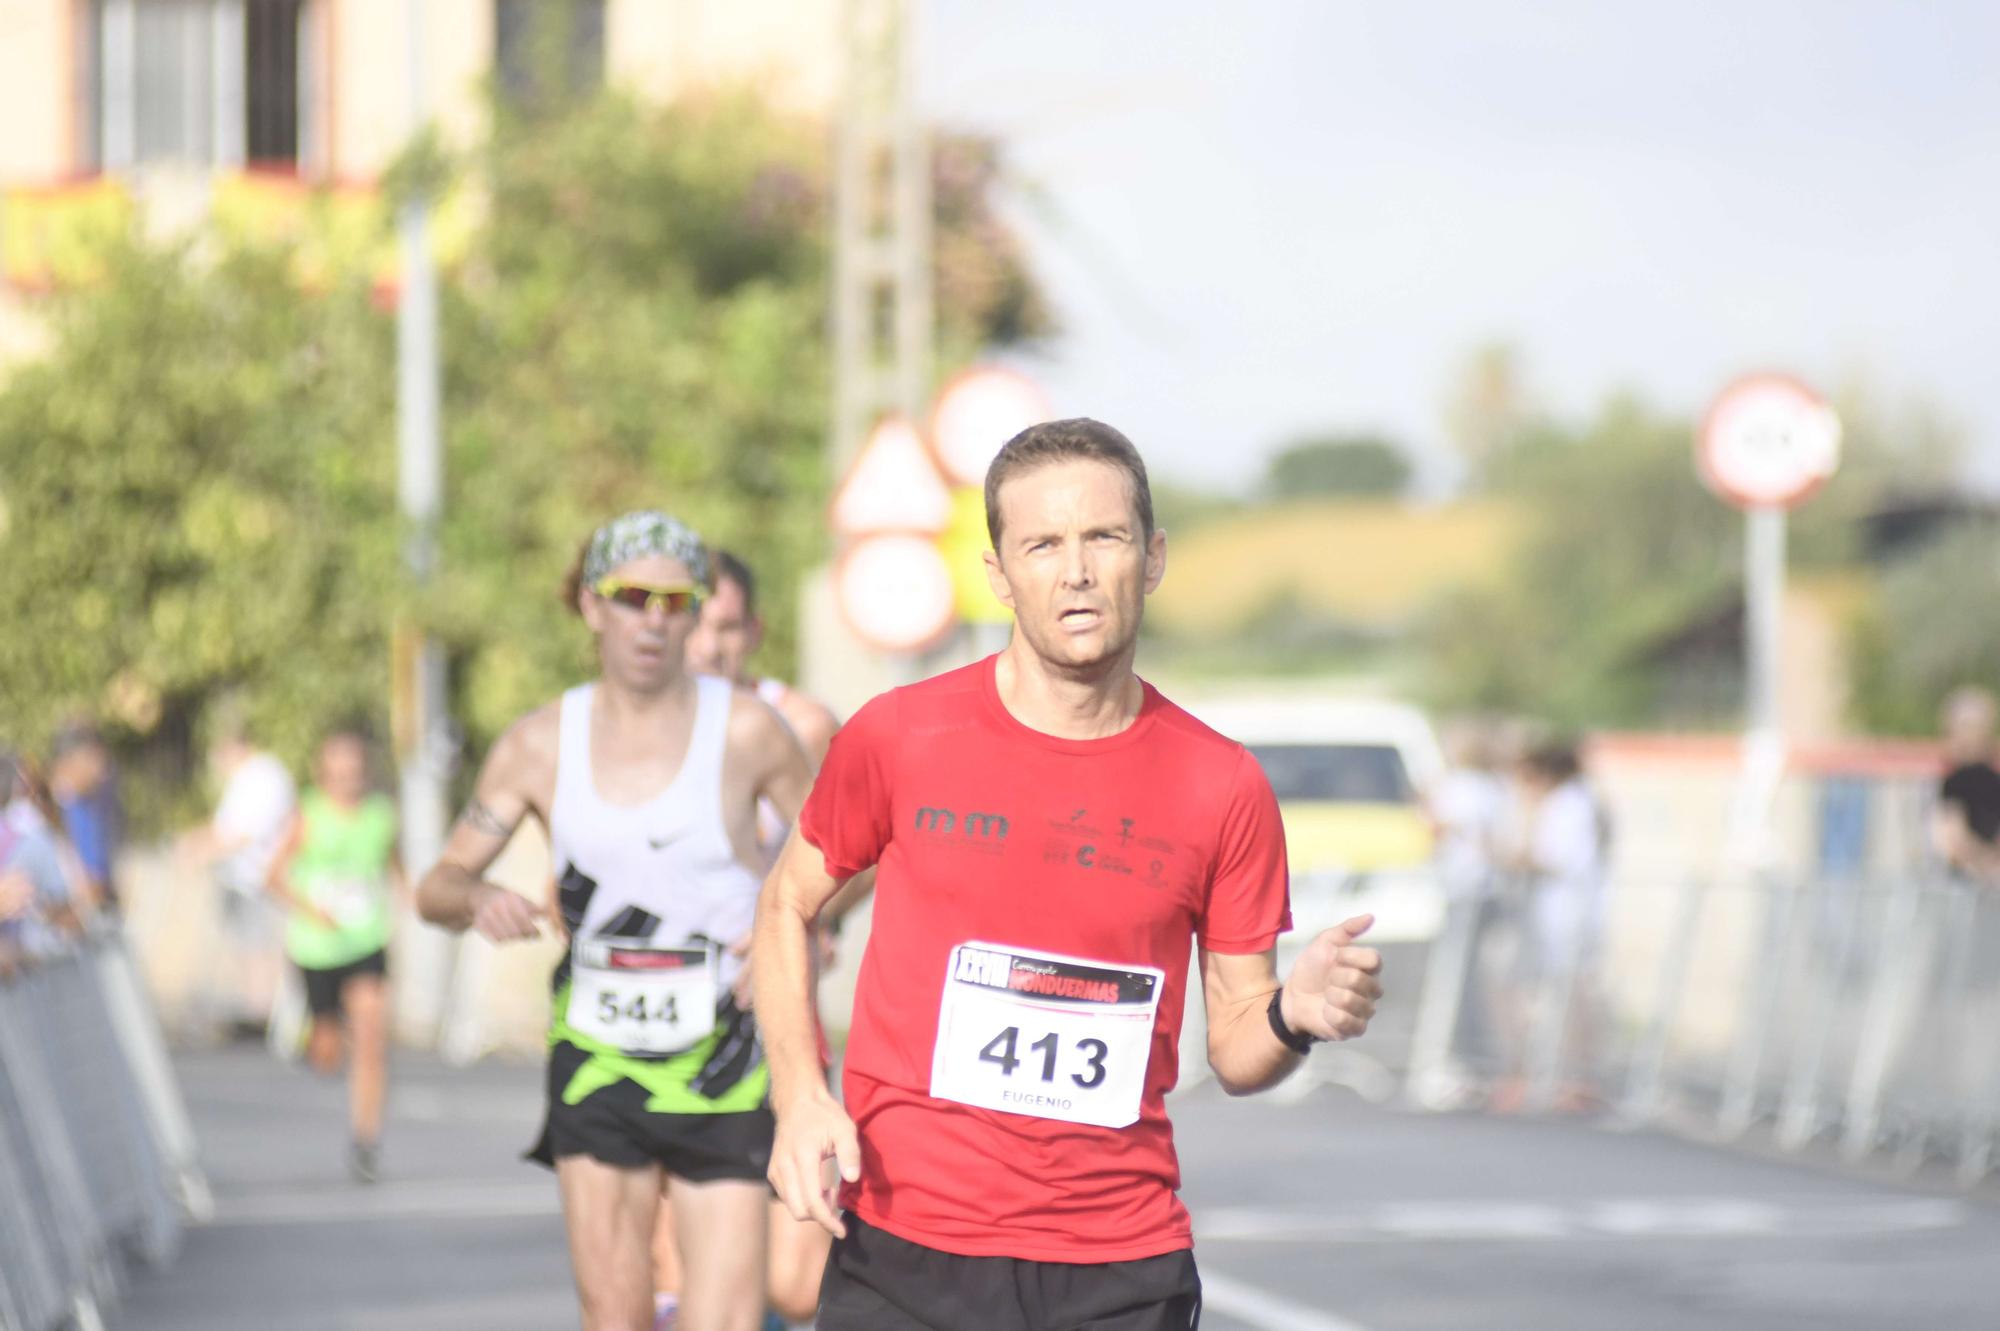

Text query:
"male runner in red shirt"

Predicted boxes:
[[752, 419, 1383, 1328]]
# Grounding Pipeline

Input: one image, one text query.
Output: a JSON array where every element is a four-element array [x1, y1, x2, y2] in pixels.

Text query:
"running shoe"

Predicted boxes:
[[348, 1139, 380, 1184]]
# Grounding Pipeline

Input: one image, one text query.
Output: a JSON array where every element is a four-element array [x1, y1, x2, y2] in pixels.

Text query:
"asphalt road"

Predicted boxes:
[[111, 1046, 2000, 1331]]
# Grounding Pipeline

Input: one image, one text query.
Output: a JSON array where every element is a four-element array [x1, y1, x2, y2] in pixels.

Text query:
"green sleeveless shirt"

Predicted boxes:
[[285, 790, 396, 969]]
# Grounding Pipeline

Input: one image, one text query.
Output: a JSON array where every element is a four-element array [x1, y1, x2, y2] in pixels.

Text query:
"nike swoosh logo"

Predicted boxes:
[[647, 833, 682, 850]]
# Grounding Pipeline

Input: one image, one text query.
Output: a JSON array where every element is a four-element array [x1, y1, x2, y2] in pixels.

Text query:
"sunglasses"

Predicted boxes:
[[593, 578, 702, 616]]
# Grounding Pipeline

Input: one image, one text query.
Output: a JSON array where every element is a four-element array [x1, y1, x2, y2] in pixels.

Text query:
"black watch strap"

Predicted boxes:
[[1267, 988, 1315, 1055]]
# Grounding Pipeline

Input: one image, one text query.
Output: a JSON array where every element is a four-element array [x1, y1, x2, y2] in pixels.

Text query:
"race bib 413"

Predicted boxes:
[[930, 942, 1163, 1129]]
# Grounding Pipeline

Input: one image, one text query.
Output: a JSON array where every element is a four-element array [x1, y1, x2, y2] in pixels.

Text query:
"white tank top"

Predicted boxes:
[[753, 678, 797, 859], [550, 677, 762, 990]]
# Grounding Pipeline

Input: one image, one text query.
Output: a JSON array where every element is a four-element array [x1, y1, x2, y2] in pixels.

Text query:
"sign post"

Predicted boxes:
[[1699, 374, 1840, 1137], [1696, 372, 1842, 763], [1697, 373, 1841, 759]]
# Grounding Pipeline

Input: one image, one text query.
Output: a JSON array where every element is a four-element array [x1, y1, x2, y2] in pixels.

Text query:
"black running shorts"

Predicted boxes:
[[816, 1214, 1202, 1331], [526, 1041, 774, 1183], [298, 948, 388, 1019]]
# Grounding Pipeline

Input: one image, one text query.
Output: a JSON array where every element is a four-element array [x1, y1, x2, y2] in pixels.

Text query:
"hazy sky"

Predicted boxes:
[[922, 1, 2000, 492]]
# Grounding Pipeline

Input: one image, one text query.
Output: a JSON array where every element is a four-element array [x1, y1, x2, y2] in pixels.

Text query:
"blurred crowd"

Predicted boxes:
[[1933, 686, 2000, 885], [0, 724, 121, 970], [1422, 683, 2000, 1115], [1422, 724, 1614, 1112]]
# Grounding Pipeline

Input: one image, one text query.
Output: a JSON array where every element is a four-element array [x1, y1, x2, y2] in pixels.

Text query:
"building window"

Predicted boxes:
[[495, 0, 605, 108], [246, 0, 303, 165], [90, 0, 307, 171]]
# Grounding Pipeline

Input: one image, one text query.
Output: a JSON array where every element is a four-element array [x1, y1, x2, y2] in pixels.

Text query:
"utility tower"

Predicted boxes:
[[831, 0, 933, 475]]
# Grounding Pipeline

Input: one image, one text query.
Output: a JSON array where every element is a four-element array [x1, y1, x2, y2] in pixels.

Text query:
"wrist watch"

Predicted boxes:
[[1266, 988, 1315, 1055]]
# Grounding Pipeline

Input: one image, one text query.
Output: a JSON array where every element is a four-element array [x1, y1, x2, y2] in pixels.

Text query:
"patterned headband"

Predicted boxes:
[[581, 511, 711, 588]]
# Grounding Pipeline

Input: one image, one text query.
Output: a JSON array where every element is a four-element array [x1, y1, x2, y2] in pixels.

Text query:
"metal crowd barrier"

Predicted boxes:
[[1175, 876, 1435, 1105], [1399, 869, 2000, 1184], [0, 930, 208, 1331]]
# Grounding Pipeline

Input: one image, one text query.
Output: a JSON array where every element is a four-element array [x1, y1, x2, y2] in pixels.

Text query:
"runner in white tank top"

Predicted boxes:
[[551, 676, 760, 971], [416, 512, 814, 1331]]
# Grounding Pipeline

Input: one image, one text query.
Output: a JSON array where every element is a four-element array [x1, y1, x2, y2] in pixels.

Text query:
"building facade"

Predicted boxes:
[[0, 0, 838, 330]]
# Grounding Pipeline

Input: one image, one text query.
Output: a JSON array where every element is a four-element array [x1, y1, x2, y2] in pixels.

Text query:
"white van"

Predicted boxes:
[[1185, 696, 1447, 945]]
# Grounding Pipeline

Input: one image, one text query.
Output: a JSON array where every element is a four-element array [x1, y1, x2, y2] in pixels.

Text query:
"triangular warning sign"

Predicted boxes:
[[831, 416, 954, 537]]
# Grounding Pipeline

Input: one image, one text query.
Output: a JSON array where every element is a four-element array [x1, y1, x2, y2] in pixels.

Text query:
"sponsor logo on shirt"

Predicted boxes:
[[1073, 843, 1135, 875], [605, 947, 703, 970], [1048, 810, 1102, 838], [950, 945, 1156, 1005], [913, 805, 1010, 854]]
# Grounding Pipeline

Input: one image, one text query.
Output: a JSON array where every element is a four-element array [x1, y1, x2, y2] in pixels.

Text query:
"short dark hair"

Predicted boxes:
[[983, 418, 1154, 548], [560, 538, 590, 616], [50, 720, 104, 760], [321, 720, 374, 749], [1522, 741, 1582, 785], [711, 550, 757, 617]]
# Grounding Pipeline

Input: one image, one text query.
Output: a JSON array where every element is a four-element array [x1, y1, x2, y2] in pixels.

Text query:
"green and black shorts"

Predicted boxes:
[[527, 994, 772, 1183]]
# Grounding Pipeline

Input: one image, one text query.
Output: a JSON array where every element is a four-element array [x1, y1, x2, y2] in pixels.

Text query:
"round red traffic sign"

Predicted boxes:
[[929, 366, 1053, 487], [834, 532, 958, 654], [1697, 374, 1841, 511]]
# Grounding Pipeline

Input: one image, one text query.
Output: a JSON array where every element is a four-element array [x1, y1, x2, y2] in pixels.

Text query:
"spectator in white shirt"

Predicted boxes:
[[180, 719, 298, 1034], [1417, 721, 1514, 1101], [1501, 740, 1611, 1112]]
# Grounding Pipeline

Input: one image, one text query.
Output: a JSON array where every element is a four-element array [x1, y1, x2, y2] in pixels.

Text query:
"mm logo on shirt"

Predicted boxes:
[[913, 805, 1010, 853]]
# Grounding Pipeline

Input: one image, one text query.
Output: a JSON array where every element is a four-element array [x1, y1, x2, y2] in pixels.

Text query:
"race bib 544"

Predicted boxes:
[[567, 940, 718, 1056]]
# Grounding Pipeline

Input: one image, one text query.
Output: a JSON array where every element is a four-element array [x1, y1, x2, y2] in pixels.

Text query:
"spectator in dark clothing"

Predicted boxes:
[[1935, 687, 2000, 883]]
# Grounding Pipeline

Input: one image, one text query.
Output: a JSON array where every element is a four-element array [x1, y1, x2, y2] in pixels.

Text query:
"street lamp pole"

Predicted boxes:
[[394, 0, 454, 1044]]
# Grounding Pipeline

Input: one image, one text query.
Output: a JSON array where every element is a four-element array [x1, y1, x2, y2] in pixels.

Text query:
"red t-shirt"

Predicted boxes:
[[799, 656, 1291, 1263]]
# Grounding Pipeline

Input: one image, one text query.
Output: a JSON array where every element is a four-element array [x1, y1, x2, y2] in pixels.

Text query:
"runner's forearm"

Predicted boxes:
[[1207, 983, 1304, 1095], [416, 863, 493, 933], [264, 875, 315, 919], [754, 884, 831, 1109]]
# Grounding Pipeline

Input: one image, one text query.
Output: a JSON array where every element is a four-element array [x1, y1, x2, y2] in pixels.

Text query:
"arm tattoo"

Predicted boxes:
[[458, 798, 516, 838]]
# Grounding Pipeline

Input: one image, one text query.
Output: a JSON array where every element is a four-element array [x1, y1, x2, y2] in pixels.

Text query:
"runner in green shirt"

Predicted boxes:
[[265, 730, 404, 1182]]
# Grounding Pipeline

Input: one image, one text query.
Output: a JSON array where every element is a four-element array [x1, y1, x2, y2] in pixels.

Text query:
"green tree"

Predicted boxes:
[[0, 83, 1045, 827], [1847, 524, 2000, 736], [1419, 373, 1974, 732], [1417, 394, 1739, 726], [0, 242, 397, 826], [1262, 434, 1412, 499]]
